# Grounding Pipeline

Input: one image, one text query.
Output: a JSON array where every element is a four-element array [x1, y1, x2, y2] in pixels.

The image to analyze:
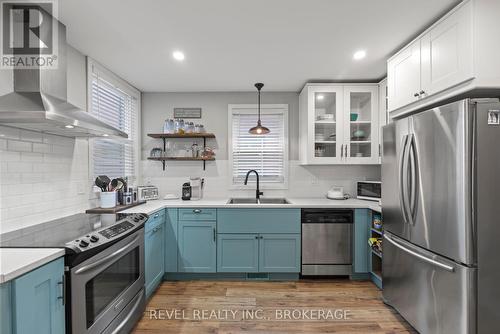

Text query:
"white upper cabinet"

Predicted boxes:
[[300, 85, 344, 164], [387, 0, 480, 115], [420, 1, 473, 97], [387, 40, 422, 111], [299, 84, 379, 165], [343, 86, 379, 164]]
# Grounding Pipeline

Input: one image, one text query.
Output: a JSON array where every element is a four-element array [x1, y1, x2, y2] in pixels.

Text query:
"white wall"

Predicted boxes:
[[141, 92, 381, 198], [0, 126, 97, 234]]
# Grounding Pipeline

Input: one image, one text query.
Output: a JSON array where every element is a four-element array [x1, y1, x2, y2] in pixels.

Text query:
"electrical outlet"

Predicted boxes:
[[310, 175, 319, 184]]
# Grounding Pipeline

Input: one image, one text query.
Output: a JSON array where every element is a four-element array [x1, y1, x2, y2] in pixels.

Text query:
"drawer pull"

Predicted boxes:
[[193, 209, 202, 214], [154, 213, 159, 218]]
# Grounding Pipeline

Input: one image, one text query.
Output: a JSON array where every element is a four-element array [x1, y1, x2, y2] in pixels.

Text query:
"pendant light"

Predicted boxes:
[[249, 82, 270, 135]]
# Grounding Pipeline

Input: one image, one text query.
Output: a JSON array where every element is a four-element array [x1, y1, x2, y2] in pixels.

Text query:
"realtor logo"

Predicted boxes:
[[1, 0, 58, 68]]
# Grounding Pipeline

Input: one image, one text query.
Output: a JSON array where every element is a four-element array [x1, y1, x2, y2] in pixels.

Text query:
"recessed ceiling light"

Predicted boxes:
[[353, 50, 366, 60], [102, 134, 109, 137], [317, 95, 324, 100], [172, 51, 185, 61], [65, 125, 74, 129]]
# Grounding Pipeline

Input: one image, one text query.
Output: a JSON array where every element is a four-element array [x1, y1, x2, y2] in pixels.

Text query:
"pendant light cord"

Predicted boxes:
[[258, 87, 261, 122]]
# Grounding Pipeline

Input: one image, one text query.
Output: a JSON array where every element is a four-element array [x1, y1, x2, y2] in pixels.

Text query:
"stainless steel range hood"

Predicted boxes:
[[0, 20, 127, 138]]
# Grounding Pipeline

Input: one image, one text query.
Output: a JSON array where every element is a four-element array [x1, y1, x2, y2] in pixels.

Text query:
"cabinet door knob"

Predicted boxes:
[[414, 93, 420, 97], [255, 236, 259, 239], [419, 90, 425, 96]]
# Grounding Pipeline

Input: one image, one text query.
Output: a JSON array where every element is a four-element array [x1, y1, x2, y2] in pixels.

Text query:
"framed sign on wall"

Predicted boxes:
[[174, 108, 202, 118]]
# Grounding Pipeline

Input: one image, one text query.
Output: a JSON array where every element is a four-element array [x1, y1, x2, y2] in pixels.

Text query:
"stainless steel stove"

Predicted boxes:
[[1, 212, 149, 334]]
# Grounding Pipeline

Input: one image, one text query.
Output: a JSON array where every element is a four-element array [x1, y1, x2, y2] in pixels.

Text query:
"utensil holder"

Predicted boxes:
[[100, 191, 117, 208]]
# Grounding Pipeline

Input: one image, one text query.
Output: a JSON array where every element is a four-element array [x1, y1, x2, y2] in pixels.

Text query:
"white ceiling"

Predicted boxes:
[[59, 0, 460, 92]]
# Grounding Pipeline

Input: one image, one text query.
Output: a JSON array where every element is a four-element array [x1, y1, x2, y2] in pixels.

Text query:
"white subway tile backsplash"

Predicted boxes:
[[52, 144, 74, 155], [0, 173, 21, 185], [7, 162, 33, 173], [1, 151, 21, 162], [7, 140, 32, 152], [32, 143, 52, 153], [21, 173, 45, 183], [20, 152, 43, 162], [1, 128, 92, 233]]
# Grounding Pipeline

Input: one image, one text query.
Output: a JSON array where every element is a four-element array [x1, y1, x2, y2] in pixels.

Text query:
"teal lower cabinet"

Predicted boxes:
[[217, 234, 259, 272], [0, 282, 13, 334], [164, 208, 179, 272], [353, 209, 370, 277], [178, 221, 217, 272], [145, 209, 166, 298], [258, 234, 301, 273], [12, 257, 65, 334], [217, 209, 301, 274]]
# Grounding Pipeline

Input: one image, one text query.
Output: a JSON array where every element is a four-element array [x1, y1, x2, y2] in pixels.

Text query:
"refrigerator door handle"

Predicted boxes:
[[384, 234, 455, 272], [407, 134, 418, 225], [398, 134, 410, 224]]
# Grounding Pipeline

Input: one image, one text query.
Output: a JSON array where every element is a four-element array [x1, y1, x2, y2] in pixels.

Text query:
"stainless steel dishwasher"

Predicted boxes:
[[301, 209, 353, 275]]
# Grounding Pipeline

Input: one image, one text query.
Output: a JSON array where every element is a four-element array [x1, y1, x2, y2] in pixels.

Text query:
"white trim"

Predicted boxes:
[[228, 104, 289, 190], [86, 57, 141, 182]]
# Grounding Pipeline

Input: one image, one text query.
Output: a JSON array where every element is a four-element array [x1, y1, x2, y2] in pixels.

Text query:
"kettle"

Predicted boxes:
[[327, 186, 347, 200]]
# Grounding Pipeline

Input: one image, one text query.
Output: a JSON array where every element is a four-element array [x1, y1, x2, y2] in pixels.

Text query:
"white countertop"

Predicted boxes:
[[0, 248, 65, 284], [0, 197, 379, 283], [121, 197, 382, 214]]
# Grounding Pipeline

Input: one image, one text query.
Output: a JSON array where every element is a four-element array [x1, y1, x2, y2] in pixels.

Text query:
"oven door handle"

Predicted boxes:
[[110, 289, 144, 334], [75, 235, 139, 275]]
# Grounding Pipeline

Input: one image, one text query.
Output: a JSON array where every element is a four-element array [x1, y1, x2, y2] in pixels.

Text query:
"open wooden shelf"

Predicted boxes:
[[147, 157, 215, 161], [148, 133, 216, 139], [86, 200, 146, 214], [147, 133, 216, 170]]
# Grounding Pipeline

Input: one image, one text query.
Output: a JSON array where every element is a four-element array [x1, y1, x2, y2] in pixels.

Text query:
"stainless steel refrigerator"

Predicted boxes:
[[382, 98, 500, 334]]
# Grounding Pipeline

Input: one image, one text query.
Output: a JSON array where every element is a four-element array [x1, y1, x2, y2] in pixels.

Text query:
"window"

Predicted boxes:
[[229, 104, 288, 188], [88, 58, 140, 180]]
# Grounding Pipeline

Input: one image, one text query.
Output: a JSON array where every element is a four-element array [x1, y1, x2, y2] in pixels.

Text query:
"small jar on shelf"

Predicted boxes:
[[163, 119, 174, 134]]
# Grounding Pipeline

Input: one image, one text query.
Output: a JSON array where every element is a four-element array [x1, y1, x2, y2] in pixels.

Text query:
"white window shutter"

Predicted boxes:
[[231, 108, 286, 184], [89, 63, 138, 179]]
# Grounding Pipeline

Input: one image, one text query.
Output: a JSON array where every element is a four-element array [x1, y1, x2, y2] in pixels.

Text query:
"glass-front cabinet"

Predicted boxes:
[[305, 85, 344, 164], [344, 86, 379, 164], [300, 84, 379, 165]]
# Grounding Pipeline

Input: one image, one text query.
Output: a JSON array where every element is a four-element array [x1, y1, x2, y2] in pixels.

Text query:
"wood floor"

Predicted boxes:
[[132, 279, 415, 334]]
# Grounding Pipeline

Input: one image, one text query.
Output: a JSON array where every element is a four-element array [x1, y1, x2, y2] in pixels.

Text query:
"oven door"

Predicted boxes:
[[70, 229, 145, 334]]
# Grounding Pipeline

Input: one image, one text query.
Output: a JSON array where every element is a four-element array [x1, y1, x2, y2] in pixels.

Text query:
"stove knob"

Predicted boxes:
[[89, 235, 99, 243], [79, 240, 89, 248]]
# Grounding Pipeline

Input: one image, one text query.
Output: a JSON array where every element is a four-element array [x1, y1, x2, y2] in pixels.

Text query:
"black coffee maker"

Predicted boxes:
[[182, 182, 191, 200]]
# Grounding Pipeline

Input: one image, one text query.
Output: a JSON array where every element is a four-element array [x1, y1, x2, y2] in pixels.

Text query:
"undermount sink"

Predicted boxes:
[[227, 198, 259, 204], [258, 198, 291, 204], [227, 198, 291, 204]]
